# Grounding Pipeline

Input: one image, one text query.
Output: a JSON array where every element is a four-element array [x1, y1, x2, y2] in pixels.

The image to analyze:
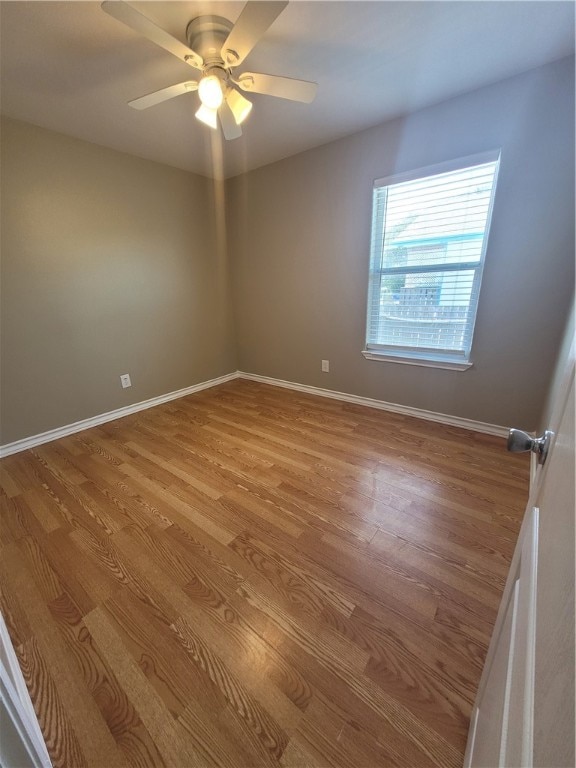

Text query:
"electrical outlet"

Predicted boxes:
[[321, 360, 330, 372], [120, 373, 132, 389]]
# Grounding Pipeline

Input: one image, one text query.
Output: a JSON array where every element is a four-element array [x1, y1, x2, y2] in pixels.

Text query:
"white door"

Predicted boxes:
[[465, 336, 575, 768], [0, 612, 52, 767]]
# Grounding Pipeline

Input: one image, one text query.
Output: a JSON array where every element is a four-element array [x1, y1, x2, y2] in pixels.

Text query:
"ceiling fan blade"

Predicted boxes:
[[128, 81, 198, 110], [101, 1, 203, 69], [237, 72, 317, 103], [221, 1, 288, 68], [219, 99, 243, 140]]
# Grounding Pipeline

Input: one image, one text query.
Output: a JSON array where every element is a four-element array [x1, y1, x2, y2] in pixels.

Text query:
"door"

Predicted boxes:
[[465, 336, 575, 767], [1, 612, 52, 766]]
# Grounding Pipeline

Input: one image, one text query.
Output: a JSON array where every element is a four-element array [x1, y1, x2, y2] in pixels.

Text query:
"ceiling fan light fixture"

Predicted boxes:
[[226, 88, 253, 125], [195, 103, 218, 129], [103, 1, 317, 141], [198, 74, 223, 109]]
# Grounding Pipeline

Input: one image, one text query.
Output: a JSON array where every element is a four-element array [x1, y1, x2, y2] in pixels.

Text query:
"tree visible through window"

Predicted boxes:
[[365, 152, 500, 367]]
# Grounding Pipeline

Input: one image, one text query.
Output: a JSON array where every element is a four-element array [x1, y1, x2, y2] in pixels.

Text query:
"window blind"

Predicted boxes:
[[366, 153, 500, 363]]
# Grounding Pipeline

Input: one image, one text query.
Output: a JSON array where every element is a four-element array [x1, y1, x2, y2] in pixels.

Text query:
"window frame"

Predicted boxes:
[[363, 150, 501, 371]]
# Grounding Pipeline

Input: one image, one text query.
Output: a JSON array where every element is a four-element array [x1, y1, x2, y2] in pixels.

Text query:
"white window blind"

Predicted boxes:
[[365, 152, 500, 366]]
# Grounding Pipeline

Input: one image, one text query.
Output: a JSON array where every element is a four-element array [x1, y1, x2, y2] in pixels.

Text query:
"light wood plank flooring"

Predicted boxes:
[[0, 379, 530, 767]]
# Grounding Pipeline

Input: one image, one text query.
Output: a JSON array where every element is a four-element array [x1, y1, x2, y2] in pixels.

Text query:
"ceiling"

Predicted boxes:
[[1, 1, 574, 179]]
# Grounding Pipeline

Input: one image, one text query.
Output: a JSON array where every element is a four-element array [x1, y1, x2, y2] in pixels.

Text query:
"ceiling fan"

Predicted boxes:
[[101, 1, 317, 140]]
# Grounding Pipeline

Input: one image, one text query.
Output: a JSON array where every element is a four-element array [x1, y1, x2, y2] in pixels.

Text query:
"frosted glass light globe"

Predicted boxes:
[[198, 75, 223, 109]]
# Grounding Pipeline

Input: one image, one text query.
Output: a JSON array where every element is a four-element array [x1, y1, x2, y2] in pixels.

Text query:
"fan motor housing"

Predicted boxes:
[[186, 16, 233, 67]]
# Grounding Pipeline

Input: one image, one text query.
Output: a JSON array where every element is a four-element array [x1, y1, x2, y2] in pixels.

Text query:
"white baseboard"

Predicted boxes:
[[237, 371, 509, 437], [0, 368, 510, 458], [0, 372, 239, 458]]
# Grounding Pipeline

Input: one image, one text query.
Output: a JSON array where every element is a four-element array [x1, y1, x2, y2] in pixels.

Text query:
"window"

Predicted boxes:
[[363, 151, 500, 370]]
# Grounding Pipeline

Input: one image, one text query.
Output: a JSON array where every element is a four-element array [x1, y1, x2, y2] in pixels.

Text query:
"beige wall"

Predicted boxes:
[[228, 57, 575, 430], [2, 57, 574, 445], [0, 117, 236, 444], [539, 296, 575, 434]]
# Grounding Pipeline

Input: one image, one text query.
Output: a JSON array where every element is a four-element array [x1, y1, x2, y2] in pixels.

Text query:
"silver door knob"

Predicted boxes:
[[507, 428, 553, 465]]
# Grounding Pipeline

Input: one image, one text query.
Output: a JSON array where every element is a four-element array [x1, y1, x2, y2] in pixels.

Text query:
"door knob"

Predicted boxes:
[[507, 428, 553, 465]]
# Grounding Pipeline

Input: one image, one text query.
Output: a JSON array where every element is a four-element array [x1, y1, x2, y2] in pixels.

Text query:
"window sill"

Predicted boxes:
[[361, 349, 473, 371]]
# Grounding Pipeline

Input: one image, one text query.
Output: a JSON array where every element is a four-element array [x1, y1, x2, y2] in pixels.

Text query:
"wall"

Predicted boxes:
[[228, 56, 575, 430], [0, 117, 236, 445], [2, 57, 574, 444], [539, 296, 575, 434]]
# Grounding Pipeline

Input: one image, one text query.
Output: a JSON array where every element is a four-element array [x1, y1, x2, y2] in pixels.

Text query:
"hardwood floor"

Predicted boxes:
[[0, 379, 530, 767]]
